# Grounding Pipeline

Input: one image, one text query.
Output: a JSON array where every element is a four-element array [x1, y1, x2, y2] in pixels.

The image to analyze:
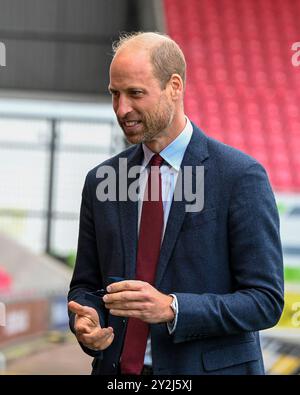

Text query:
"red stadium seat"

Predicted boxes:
[[164, 0, 300, 191]]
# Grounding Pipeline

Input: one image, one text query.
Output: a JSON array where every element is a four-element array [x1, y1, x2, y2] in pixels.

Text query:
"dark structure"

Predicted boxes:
[[0, 0, 162, 96]]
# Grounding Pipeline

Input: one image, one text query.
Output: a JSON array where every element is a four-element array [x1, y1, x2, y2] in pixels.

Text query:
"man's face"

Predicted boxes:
[[109, 49, 174, 145]]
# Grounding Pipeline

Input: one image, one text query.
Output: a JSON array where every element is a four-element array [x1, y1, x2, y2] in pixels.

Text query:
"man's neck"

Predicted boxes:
[[144, 114, 187, 153]]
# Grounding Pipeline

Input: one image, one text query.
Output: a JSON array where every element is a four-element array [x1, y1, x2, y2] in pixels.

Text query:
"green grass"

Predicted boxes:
[[284, 266, 300, 283]]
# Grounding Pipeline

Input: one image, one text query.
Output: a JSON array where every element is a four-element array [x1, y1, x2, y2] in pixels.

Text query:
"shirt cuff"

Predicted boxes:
[[167, 294, 178, 335]]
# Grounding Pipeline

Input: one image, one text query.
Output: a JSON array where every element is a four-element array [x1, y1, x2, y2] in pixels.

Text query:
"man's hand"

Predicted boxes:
[[68, 301, 114, 351], [103, 280, 175, 324]]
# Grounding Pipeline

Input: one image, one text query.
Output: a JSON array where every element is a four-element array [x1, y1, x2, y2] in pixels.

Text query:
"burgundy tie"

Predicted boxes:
[[120, 154, 164, 374]]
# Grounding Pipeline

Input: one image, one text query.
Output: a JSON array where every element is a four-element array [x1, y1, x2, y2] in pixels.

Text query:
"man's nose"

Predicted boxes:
[[115, 95, 133, 119]]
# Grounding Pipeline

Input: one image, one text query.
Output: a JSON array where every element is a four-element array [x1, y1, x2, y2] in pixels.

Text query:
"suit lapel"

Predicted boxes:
[[118, 144, 143, 280], [155, 125, 209, 287]]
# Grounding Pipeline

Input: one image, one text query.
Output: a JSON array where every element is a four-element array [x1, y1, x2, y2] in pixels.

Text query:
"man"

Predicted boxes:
[[68, 32, 284, 375]]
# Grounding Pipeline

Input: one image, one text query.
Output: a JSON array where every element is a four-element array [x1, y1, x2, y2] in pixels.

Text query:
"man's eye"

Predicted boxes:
[[131, 91, 142, 96]]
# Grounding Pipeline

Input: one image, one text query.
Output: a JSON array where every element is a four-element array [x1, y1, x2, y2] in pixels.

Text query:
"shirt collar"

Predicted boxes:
[[142, 117, 193, 171]]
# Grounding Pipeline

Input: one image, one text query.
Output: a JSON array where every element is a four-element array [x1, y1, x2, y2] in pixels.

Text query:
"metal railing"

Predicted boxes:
[[0, 97, 124, 256]]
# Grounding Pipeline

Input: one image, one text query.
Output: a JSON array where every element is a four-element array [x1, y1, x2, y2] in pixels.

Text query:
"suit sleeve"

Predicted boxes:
[[172, 163, 284, 343], [68, 173, 107, 358]]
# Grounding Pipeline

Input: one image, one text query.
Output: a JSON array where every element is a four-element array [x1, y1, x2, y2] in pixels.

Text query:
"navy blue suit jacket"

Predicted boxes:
[[68, 123, 284, 375]]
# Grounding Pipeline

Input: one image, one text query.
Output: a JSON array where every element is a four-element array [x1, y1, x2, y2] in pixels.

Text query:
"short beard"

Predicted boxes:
[[142, 96, 174, 142], [121, 93, 174, 145]]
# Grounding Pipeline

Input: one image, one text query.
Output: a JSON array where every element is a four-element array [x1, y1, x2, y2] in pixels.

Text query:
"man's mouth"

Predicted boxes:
[[123, 120, 142, 127]]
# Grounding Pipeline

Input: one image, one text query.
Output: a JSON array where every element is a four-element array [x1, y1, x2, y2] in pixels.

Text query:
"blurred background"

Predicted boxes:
[[0, 0, 299, 375]]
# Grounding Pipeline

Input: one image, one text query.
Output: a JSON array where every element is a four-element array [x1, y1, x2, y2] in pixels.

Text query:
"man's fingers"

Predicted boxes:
[[107, 280, 145, 294], [75, 316, 95, 334], [103, 290, 145, 304], [68, 301, 100, 329], [81, 326, 113, 341], [68, 301, 89, 316], [78, 326, 114, 350], [86, 332, 115, 351]]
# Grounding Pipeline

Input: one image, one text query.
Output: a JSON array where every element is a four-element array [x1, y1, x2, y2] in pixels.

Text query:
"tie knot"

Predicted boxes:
[[149, 154, 164, 167]]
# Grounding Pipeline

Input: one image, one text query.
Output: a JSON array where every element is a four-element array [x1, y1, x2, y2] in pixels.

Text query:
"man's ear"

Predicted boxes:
[[169, 74, 184, 100]]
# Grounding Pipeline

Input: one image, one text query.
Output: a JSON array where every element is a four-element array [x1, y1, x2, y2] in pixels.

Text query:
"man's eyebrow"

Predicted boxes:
[[127, 87, 144, 91], [108, 86, 146, 94]]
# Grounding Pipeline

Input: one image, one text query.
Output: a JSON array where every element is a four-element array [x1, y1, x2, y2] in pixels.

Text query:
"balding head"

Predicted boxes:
[[112, 32, 186, 89]]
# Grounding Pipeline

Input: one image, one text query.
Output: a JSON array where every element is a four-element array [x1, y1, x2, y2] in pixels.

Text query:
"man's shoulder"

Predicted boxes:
[[193, 123, 262, 170], [191, 123, 267, 183], [86, 144, 139, 179], [209, 136, 258, 166]]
